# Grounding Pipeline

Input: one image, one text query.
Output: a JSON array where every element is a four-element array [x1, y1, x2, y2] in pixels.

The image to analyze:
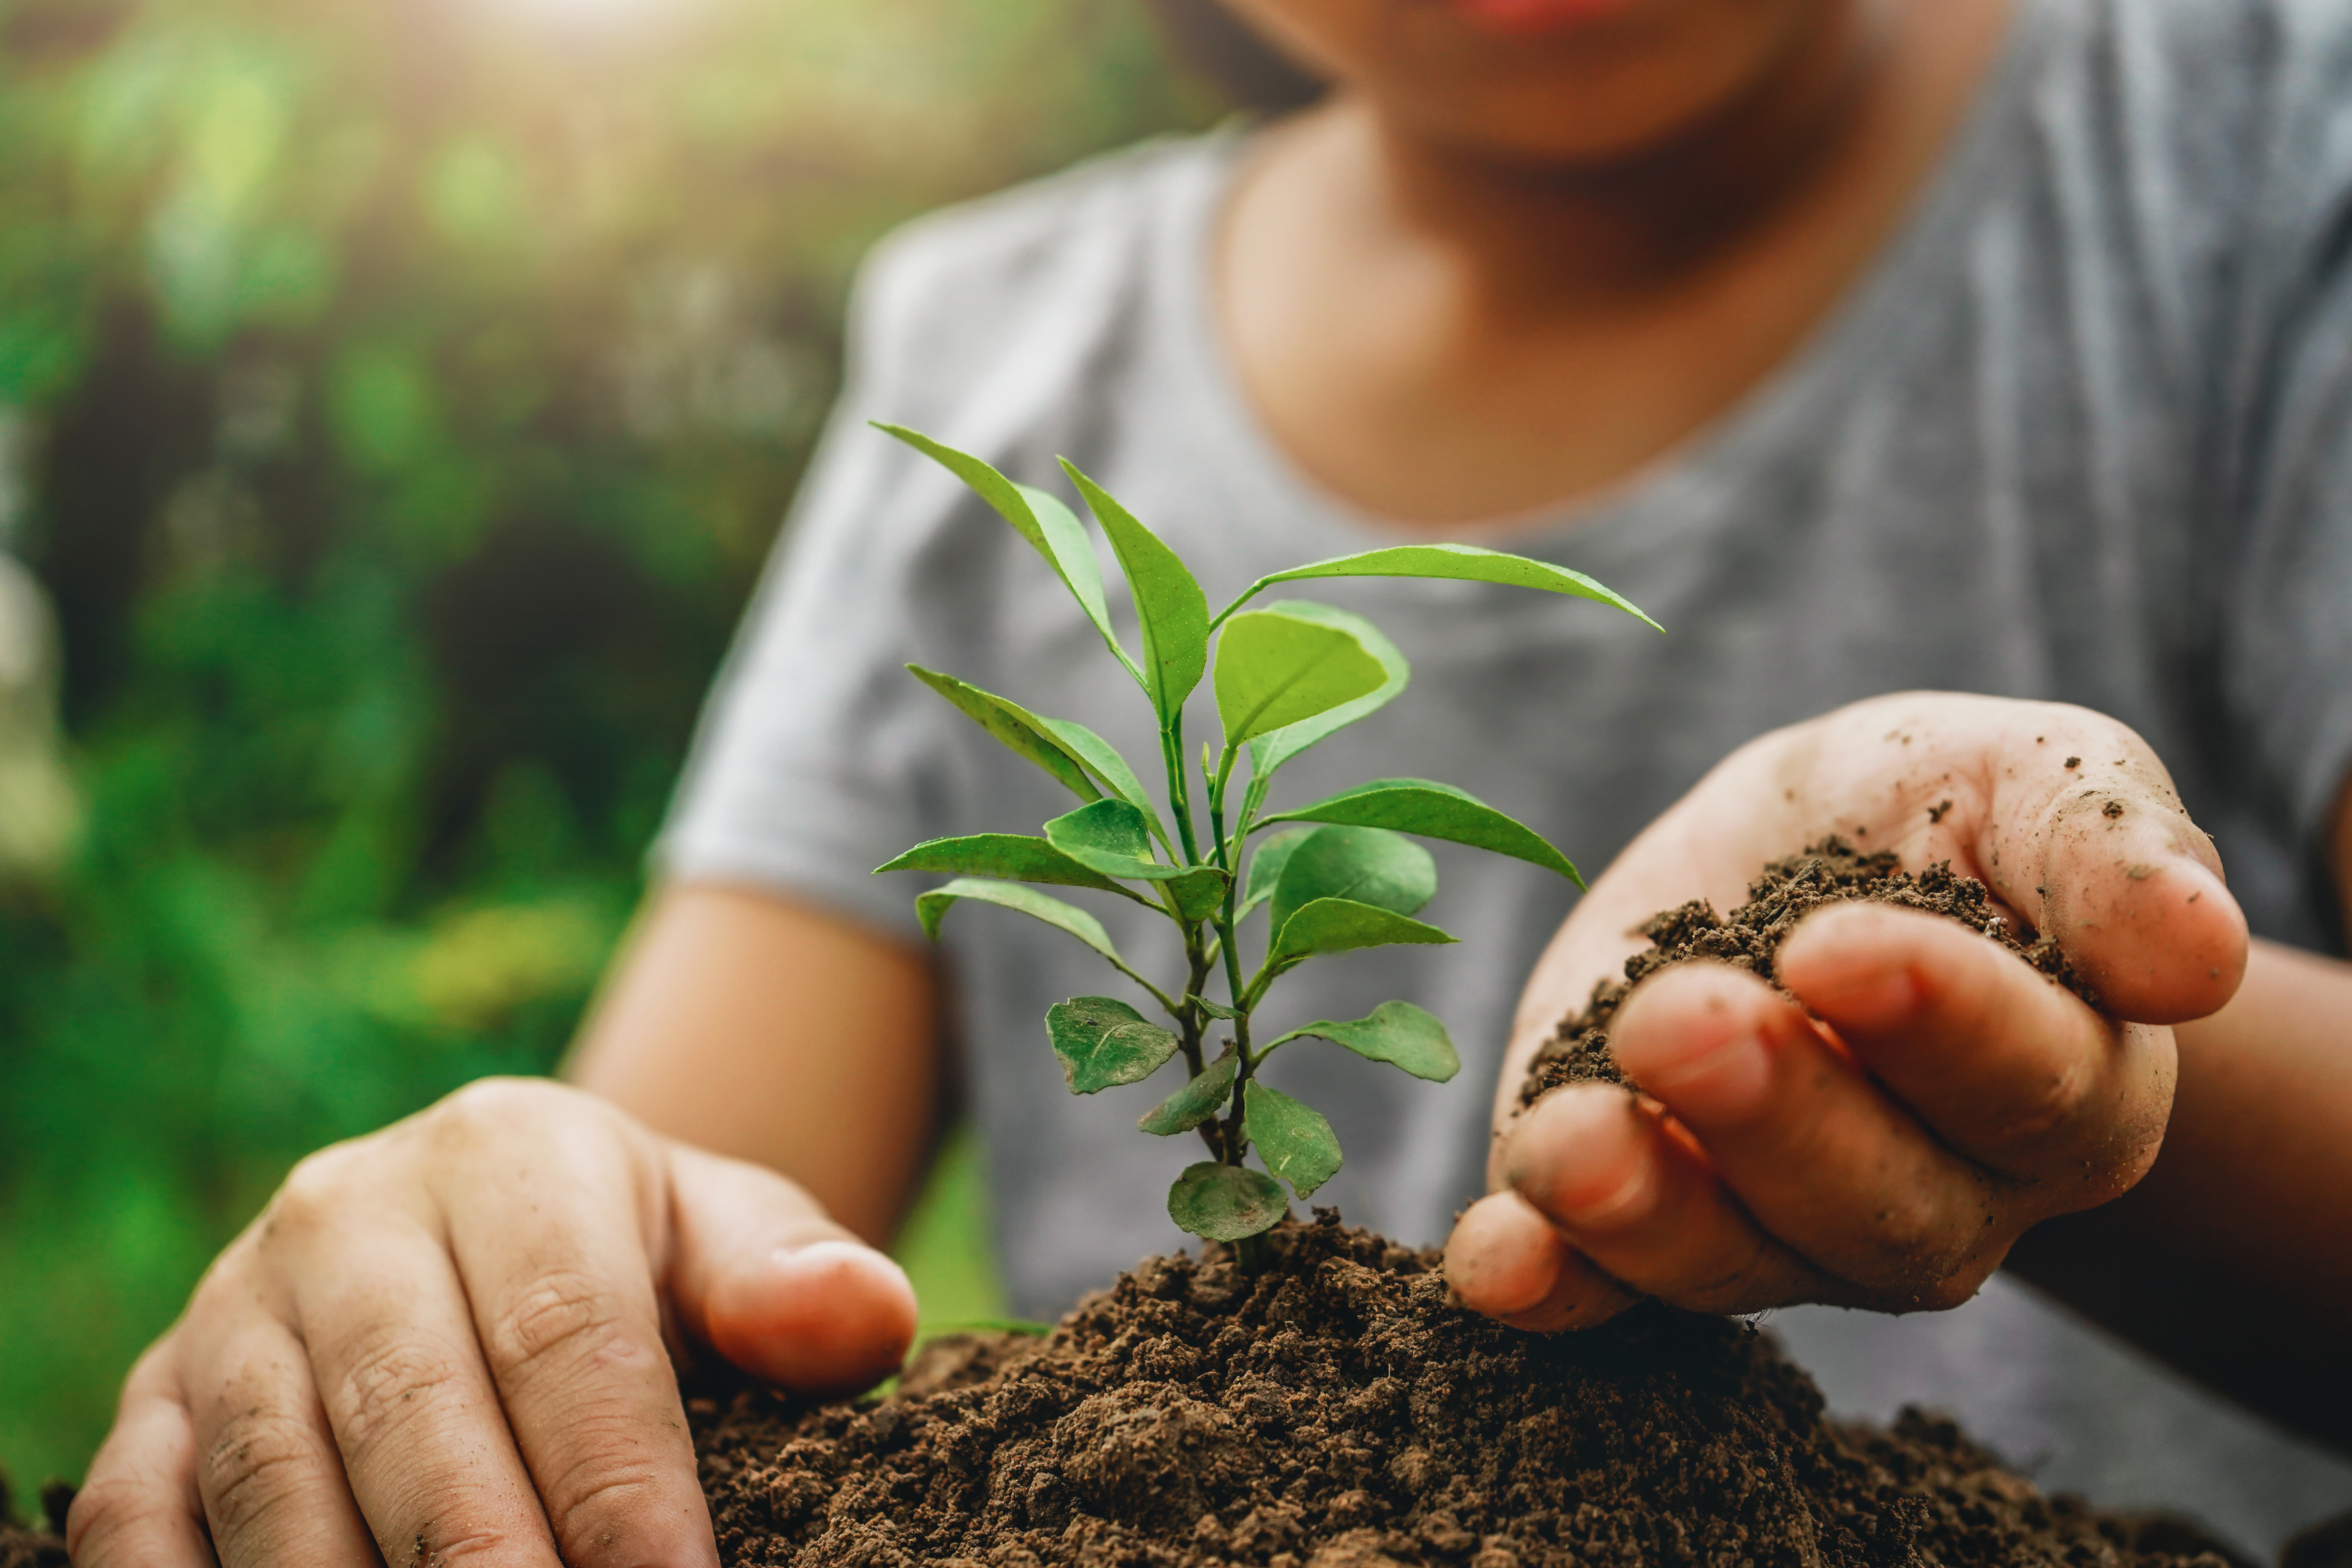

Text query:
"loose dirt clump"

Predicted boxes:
[[1521, 837, 2092, 1106], [0, 1473, 70, 1568], [690, 1213, 2236, 1568]]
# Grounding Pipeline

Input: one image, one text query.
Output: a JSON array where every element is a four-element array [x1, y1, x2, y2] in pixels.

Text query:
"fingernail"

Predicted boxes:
[[1640, 1027, 1772, 1123]]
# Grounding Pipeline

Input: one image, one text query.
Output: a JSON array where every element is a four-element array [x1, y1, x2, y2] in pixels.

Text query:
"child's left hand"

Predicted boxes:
[[1444, 691, 2249, 1329]]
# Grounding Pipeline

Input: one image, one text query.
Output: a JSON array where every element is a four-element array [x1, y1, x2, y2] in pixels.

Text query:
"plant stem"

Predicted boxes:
[[1234, 1230, 1272, 1274], [1161, 714, 1201, 867]]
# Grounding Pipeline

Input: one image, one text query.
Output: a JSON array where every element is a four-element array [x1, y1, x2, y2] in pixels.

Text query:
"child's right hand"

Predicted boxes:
[[65, 1077, 916, 1568], [1444, 691, 2250, 1330]]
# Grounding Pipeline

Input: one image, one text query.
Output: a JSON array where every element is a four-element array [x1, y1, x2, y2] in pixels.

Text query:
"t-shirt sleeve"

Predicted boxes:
[[651, 240, 958, 942], [2214, 11, 2352, 876]]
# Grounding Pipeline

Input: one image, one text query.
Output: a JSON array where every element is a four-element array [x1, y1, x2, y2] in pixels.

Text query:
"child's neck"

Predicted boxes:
[[1216, 0, 2015, 529]]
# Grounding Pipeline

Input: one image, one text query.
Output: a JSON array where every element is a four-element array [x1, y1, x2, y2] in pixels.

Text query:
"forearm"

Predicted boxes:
[[563, 881, 945, 1248], [2005, 935, 2352, 1451]]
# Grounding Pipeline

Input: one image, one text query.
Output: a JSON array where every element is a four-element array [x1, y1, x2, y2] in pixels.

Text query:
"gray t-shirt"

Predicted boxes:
[[661, 0, 2352, 1550]]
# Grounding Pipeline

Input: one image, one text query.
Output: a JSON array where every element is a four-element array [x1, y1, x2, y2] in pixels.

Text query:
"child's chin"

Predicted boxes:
[[1439, 0, 1634, 37]]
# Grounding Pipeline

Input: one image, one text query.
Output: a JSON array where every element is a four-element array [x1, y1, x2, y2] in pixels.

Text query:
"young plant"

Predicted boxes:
[[872, 424, 1657, 1263]]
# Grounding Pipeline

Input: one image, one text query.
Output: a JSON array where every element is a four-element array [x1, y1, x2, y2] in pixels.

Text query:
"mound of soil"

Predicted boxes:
[[682, 840, 2223, 1568], [691, 1214, 2238, 1568], [1521, 837, 2092, 1107], [0, 840, 2299, 1568]]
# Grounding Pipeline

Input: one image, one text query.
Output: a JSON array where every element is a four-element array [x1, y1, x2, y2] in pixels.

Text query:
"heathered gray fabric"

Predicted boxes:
[[660, 0, 2352, 1549]]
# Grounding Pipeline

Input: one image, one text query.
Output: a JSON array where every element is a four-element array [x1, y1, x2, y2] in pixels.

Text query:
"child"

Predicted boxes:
[[69, 1, 2352, 1564]]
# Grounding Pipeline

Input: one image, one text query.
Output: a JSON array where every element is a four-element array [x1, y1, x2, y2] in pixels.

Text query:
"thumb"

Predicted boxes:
[[662, 1142, 918, 1396], [2016, 755, 2248, 1025]]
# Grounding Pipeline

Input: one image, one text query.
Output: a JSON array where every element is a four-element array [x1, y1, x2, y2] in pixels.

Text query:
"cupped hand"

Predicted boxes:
[[1445, 691, 2249, 1330], [67, 1077, 916, 1568]]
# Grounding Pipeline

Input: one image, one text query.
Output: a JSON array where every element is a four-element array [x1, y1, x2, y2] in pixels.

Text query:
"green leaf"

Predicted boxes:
[[1245, 601, 1409, 781], [1035, 717, 1170, 848], [1214, 541, 1660, 632], [1269, 897, 1456, 967], [1186, 994, 1240, 1021], [1062, 460, 1209, 724], [1138, 1049, 1238, 1135], [1257, 778, 1583, 888], [1167, 1161, 1288, 1242], [1240, 827, 1314, 920], [1041, 802, 1232, 919], [1213, 608, 1389, 750], [915, 878, 1122, 963], [1244, 1082, 1342, 1198], [1261, 1000, 1460, 1082], [1043, 796, 1152, 866], [1046, 996, 1182, 1094], [876, 834, 1127, 892], [906, 666, 1099, 804], [873, 424, 1142, 681], [1165, 866, 1232, 924], [1266, 825, 1435, 946]]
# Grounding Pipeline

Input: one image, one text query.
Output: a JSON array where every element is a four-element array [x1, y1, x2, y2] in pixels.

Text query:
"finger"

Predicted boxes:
[[263, 1180, 565, 1568], [69, 1342, 216, 1568], [1443, 1190, 1643, 1330], [1497, 1083, 1837, 1314], [665, 1142, 916, 1395], [2021, 759, 2248, 1023], [1777, 901, 2172, 1193], [1609, 961, 2009, 1308], [427, 1084, 716, 1568], [174, 1302, 382, 1568]]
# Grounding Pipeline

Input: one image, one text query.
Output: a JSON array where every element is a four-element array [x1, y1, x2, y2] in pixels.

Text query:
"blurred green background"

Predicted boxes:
[[0, 0, 1235, 1499]]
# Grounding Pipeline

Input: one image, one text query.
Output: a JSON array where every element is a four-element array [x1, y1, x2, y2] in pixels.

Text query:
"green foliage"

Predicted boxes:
[[873, 834, 1124, 893], [1260, 1001, 1460, 1082], [878, 430, 1653, 1251], [1259, 778, 1587, 887], [1263, 825, 1434, 942], [906, 666, 1103, 804], [1137, 1047, 1236, 1135], [1212, 607, 1389, 748], [1216, 542, 1664, 632], [1046, 997, 1180, 1094], [1242, 1081, 1340, 1198], [1062, 458, 1208, 724], [0, 0, 1218, 1491], [1165, 1161, 1288, 1243]]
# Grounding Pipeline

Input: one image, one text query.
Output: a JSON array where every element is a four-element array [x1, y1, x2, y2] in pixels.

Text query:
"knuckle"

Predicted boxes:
[[538, 1445, 675, 1553], [266, 1145, 370, 1240], [430, 1076, 583, 1147], [484, 1267, 648, 1388], [199, 1402, 326, 1542], [330, 1330, 469, 1454], [1991, 1058, 2097, 1149], [67, 1473, 176, 1564]]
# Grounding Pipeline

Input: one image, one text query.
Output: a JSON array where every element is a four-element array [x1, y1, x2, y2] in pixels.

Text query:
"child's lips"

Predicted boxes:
[[1444, 0, 1628, 34]]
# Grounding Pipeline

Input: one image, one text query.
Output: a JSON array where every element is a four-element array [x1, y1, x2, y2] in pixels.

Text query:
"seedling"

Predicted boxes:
[[873, 425, 1656, 1261]]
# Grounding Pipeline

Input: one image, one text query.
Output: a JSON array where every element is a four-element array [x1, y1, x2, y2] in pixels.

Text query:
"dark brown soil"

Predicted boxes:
[[689, 1213, 2242, 1568], [0, 842, 2283, 1568], [0, 1473, 70, 1568], [1521, 838, 2093, 1108]]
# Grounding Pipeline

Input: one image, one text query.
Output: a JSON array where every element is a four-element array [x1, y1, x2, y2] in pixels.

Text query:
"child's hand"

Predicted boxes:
[[1444, 692, 2249, 1329]]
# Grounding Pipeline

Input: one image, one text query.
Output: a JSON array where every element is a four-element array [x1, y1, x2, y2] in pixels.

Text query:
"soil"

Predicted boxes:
[[689, 1214, 2246, 1568], [1, 840, 2327, 1568], [1520, 837, 2093, 1108], [0, 1474, 69, 1568]]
